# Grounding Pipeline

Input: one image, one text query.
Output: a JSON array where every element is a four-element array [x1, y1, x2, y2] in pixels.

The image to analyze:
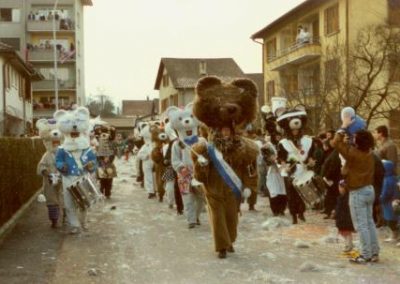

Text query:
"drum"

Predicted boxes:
[[68, 175, 103, 210], [293, 171, 323, 207]]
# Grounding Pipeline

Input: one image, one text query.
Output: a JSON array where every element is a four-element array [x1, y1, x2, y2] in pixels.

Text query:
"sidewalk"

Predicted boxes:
[[0, 158, 400, 284]]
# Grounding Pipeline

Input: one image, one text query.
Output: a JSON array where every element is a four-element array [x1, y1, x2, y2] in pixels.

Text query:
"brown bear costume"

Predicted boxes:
[[150, 124, 168, 202], [191, 76, 259, 259]]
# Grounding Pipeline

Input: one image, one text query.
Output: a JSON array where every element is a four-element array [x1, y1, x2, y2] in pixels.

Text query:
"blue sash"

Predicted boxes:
[[207, 143, 242, 199]]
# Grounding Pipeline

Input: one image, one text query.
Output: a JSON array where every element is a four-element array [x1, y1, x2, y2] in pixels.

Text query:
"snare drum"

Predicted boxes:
[[68, 175, 103, 210], [293, 171, 322, 207]]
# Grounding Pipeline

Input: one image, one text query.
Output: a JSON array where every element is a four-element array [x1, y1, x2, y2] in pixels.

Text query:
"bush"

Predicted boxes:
[[0, 137, 45, 228]]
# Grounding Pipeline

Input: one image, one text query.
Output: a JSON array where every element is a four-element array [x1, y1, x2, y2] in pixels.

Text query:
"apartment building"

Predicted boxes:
[[252, 0, 400, 131], [0, 0, 92, 119]]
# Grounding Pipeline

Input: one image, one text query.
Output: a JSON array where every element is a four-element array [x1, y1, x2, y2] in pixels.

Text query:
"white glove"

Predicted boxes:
[[49, 173, 60, 186], [37, 194, 47, 203], [243, 188, 252, 199], [191, 178, 204, 188], [197, 155, 208, 167]]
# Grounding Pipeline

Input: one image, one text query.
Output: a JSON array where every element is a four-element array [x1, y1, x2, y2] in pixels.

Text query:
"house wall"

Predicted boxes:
[[158, 68, 179, 113]]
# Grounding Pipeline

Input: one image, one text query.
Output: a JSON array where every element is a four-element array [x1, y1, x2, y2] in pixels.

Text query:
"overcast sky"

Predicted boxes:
[[84, 0, 304, 105]]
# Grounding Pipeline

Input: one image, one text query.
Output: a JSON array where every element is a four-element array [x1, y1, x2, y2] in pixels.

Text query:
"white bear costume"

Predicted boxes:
[[137, 122, 156, 197], [167, 103, 205, 227], [54, 107, 97, 233]]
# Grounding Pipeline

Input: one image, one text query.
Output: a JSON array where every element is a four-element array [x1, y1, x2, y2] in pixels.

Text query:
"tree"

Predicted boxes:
[[86, 93, 116, 118]]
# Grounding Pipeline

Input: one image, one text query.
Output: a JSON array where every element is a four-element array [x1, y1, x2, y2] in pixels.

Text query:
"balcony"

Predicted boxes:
[[28, 48, 76, 62], [267, 37, 321, 71], [33, 79, 76, 91], [33, 103, 75, 118], [27, 19, 75, 32]]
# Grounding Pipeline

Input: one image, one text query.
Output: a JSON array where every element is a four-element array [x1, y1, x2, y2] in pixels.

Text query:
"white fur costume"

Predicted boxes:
[[167, 103, 205, 225], [137, 122, 155, 195], [54, 107, 97, 232]]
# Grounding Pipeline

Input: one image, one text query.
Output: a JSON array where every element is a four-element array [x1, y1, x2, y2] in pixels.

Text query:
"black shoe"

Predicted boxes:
[[249, 204, 256, 211], [292, 215, 298, 224], [218, 250, 227, 259], [148, 193, 156, 199], [188, 223, 196, 229], [177, 211, 183, 215], [159, 196, 163, 203], [196, 219, 201, 226], [298, 213, 306, 222]]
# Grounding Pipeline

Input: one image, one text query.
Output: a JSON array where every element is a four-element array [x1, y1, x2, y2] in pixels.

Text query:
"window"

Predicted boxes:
[[266, 80, 275, 99], [324, 4, 339, 35], [0, 8, 20, 22], [266, 38, 277, 61], [389, 54, 400, 82], [0, 38, 20, 51], [324, 58, 339, 89], [172, 94, 178, 106], [162, 74, 169, 87], [161, 98, 168, 112], [389, 0, 400, 26]]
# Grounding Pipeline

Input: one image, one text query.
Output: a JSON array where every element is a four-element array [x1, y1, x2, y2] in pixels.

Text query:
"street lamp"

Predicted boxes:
[[53, 0, 60, 110]]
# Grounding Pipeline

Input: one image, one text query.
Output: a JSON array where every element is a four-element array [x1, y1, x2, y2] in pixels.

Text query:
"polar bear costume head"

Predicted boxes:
[[36, 118, 62, 152], [54, 106, 91, 151], [166, 103, 199, 144], [137, 122, 153, 144]]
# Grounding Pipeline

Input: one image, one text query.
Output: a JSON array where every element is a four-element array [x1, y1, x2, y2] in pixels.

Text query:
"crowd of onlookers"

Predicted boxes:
[[27, 10, 74, 30]]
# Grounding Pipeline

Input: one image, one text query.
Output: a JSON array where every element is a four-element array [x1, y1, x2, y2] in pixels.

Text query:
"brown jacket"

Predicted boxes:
[[331, 132, 374, 191]]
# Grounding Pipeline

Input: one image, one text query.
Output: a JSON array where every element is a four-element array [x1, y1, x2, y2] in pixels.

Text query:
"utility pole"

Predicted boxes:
[[53, 0, 60, 110]]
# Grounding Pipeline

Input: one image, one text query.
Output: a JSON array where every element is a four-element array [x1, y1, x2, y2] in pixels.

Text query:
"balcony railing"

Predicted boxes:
[[28, 48, 76, 62], [267, 37, 321, 62], [27, 19, 75, 32], [33, 79, 76, 91]]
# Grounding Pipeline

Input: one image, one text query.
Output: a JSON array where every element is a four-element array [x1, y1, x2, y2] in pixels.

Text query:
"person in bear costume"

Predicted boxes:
[[54, 106, 97, 234], [260, 100, 287, 215], [191, 76, 259, 259], [167, 103, 206, 228], [94, 125, 117, 199], [137, 122, 156, 199], [162, 119, 184, 214], [276, 105, 317, 224], [36, 118, 64, 228], [150, 124, 168, 202]]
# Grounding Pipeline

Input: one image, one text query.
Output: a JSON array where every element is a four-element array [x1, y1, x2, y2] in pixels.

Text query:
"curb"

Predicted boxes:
[[0, 189, 42, 245]]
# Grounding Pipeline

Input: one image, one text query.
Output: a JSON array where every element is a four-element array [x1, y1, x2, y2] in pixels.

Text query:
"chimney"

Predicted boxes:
[[199, 60, 207, 76]]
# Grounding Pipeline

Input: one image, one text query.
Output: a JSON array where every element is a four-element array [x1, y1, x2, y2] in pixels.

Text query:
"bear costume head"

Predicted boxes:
[[260, 105, 282, 145], [36, 118, 62, 152], [276, 105, 307, 144], [94, 125, 116, 156], [150, 124, 168, 147], [54, 106, 91, 151], [166, 103, 199, 145], [193, 76, 258, 139], [137, 122, 153, 144]]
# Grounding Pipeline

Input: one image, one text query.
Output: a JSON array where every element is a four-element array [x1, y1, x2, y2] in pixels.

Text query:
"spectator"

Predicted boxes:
[[321, 140, 341, 219], [331, 126, 380, 264], [374, 125, 398, 173], [380, 160, 400, 243]]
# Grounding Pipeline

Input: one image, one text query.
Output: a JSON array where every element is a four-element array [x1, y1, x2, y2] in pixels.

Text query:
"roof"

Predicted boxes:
[[122, 99, 159, 117], [251, 0, 319, 39], [245, 73, 265, 102], [102, 117, 135, 129], [81, 0, 93, 6], [154, 58, 244, 90], [0, 42, 43, 81]]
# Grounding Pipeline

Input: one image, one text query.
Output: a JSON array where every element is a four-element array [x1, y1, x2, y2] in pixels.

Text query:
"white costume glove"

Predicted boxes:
[[243, 188, 252, 199], [37, 194, 47, 203], [197, 155, 208, 167], [191, 178, 204, 188]]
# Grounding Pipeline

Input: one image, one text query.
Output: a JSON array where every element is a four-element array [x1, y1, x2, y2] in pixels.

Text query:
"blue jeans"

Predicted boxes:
[[349, 185, 380, 259]]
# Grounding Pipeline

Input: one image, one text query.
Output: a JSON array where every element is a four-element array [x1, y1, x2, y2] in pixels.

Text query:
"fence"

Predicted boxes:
[[0, 137, 45, 229]]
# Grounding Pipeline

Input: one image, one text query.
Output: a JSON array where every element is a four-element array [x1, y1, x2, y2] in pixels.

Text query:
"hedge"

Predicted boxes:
[[0, 137, 45, 228]]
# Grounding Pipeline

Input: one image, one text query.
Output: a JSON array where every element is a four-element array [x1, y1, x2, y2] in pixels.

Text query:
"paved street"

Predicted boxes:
[[1, 157, 400, 284]]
